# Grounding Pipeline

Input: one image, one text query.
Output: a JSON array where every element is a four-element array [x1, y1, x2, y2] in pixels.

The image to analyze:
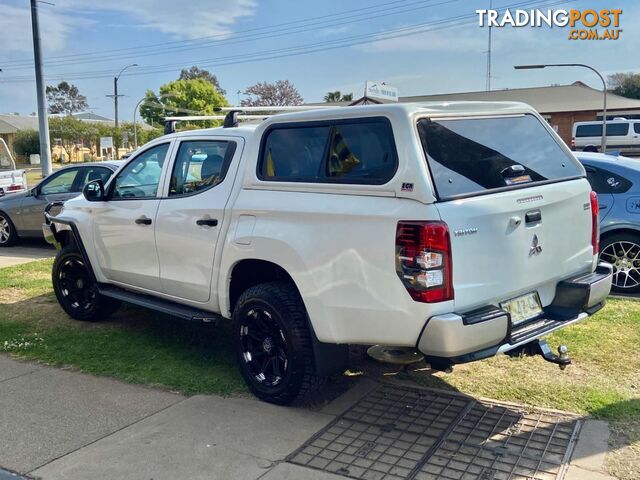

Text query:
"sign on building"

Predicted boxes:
[[364, 81, 398, 102]]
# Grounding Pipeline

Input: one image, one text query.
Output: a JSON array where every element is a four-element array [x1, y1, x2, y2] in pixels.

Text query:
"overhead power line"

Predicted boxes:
[[0, 0, 455, 68], [0, 0, 576, 84]]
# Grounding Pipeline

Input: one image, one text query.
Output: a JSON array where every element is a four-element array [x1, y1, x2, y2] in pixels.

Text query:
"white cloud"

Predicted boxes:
[[56, 0, 257, 40], [0, 3, 84, 53], [0, 0, 257, 55]]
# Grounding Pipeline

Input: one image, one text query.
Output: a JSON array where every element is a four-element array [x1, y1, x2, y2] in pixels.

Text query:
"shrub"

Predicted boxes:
[[13, 129, 40, 157]]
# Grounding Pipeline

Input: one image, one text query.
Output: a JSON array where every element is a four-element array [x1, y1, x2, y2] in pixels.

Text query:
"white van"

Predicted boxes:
[[572, 118, 640, 155]]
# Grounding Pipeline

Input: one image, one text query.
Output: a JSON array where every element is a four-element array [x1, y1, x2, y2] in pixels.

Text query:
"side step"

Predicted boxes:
[[98, 284, 222, 324]]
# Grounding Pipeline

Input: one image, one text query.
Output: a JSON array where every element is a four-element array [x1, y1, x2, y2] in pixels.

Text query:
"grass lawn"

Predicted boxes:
[[0, 259, 638, 477]]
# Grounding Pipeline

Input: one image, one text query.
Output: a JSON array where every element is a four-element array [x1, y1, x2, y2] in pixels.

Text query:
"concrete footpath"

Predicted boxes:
[[0, 356, 615, 480], [0, 244, 54, 269]]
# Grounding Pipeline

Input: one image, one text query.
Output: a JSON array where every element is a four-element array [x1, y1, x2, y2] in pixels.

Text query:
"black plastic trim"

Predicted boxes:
[[307, 321, 349, 377], [97, 284, 222, 323], [47, 216, 97, 283], [461, 305, 509, 326]]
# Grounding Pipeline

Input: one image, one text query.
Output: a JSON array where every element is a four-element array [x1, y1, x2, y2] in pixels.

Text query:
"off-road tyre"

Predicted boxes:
[[232, 281, 323, 405], [52, 245, 121, 321]]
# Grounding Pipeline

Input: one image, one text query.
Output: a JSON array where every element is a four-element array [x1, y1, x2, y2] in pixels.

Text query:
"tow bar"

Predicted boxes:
[[508, 339, 571, 370]]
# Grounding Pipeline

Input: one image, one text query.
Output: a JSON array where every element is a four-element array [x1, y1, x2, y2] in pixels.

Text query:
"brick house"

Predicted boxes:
[[400, 82, 640, 146]]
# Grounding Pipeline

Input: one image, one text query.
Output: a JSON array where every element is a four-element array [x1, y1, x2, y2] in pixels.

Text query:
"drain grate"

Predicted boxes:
[[289, 384, 580, 480]]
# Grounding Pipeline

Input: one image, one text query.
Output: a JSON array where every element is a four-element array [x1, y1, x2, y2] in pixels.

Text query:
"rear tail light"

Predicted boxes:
[[396, 221, 453, 303], [7, 185, 21, 192], [590, 191, 599, 255]]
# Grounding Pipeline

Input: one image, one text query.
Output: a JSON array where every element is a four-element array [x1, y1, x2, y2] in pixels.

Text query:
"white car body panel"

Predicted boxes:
[[50, 102, 605, 357]]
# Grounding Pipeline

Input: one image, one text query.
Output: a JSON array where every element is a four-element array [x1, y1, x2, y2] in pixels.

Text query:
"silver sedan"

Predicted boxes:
[[0, 161, 121, 247]]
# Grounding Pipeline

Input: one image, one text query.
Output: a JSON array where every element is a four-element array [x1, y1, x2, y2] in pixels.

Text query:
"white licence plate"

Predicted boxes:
[[500, 292, 542, 326]]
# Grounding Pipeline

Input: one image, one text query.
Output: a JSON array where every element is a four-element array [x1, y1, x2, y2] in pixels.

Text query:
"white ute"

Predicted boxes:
[[43, 102, 613, 404], [0, 138, 27, 196]]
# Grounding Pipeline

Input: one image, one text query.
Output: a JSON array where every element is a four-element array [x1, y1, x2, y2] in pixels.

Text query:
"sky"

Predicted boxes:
[[0, 0, 637, 121]]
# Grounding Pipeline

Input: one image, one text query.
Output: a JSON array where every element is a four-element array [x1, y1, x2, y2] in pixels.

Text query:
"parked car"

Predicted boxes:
[[0, 161, 120, 246], [576, 151, 640, 293], [0, 138, 28, 196], [572, 118, 640, 155], [44, 102, 612, 404]]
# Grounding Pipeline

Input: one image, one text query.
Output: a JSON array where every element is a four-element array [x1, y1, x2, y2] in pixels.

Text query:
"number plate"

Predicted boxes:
[[500, 292, 542, 326]]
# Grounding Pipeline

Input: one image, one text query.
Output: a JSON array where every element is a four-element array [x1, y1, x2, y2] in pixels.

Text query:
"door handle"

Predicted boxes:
[[196, 218, 218, 227], [600, 204, 608, 210], [135, 216, 152, 225]]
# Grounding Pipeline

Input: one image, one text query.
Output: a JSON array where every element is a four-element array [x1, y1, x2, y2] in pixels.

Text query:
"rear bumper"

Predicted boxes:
[[416, 263, 613, 364]]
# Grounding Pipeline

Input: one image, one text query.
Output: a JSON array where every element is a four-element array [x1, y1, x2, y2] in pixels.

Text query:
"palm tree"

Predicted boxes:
[[323, 91, 354, 102]]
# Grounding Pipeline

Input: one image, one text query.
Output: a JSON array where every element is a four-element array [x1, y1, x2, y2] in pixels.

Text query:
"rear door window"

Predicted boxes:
[[635, 123, 640, 134], [259, 118, 397, 184], [417, 114, 583, 199]]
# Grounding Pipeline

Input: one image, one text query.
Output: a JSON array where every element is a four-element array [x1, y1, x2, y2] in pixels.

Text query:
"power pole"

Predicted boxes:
[[485, 0, 493, 91], [30, 0, 52, 177], [113, 76, 119, 128]]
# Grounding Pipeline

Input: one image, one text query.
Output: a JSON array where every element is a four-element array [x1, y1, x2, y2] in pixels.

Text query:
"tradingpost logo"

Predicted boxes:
[[476, 8, 623, 40]]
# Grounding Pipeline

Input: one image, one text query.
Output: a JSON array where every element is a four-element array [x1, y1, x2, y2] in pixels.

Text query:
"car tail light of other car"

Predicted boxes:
[[396, 221, 453, 303], [590, 191, 599, 255], [7, 184, 22, 192]]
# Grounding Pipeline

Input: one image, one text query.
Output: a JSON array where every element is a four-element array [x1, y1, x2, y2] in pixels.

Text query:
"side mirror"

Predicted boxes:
[[83, 180, 105, 202]]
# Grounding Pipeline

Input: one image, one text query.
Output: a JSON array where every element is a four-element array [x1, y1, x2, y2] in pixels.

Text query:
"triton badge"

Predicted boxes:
[[529, 234, 542, 256]]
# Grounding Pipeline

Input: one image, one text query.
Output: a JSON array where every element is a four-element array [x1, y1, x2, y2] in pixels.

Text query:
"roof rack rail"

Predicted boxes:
[[163, 105, 338, 133]]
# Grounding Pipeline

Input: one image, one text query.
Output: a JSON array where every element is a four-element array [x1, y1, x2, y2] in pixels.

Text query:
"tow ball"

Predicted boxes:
[[508, 340, 571, 370]]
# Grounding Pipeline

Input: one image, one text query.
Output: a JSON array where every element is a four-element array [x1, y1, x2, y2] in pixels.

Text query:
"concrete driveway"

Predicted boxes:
[[0, 241, 54, 268]]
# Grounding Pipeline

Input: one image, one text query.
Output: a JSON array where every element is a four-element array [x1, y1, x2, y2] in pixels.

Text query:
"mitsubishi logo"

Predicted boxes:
[[529, 234, 542, 256]]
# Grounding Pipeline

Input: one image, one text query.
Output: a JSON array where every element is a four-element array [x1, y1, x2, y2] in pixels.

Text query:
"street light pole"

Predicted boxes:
[[110, 63, 138, 128], [30, 0, 52, 177], [133, 93, 177, 149], [514, 63, 608, 152]]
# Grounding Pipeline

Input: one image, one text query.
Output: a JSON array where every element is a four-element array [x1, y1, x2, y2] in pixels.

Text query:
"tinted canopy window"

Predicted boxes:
[[260, 119, 397, 184], [576, 123, 629, 137], [418, 114, 582, 199]]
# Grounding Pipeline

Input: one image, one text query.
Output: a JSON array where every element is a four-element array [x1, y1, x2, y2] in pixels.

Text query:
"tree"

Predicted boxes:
[[323, 91, 353, 102], [140, 78, 230, 128], [46, 81, 89, 115], [12, 129, 40, 158], [608, 73, 640, 100], [240, 80, 303, 107], [179, 66, 226, 95]]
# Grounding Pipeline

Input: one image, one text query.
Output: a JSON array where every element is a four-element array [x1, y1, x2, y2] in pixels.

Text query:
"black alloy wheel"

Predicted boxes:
[[52, 245, 121, 321], [232, 282, 322, 404], [239, 307, 289, 389]]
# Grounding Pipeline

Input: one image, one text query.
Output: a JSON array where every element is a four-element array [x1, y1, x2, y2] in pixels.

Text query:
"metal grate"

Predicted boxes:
[[289, 384, 580, 480]]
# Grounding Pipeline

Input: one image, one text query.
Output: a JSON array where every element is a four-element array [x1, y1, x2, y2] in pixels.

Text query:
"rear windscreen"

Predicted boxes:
[[417, 114, 583, 199]]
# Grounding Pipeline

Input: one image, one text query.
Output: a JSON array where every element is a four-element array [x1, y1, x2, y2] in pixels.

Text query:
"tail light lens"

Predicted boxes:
[[396, 221, 453, 303], [7, 185, 21, 192], [590, 191, 599, 255]]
